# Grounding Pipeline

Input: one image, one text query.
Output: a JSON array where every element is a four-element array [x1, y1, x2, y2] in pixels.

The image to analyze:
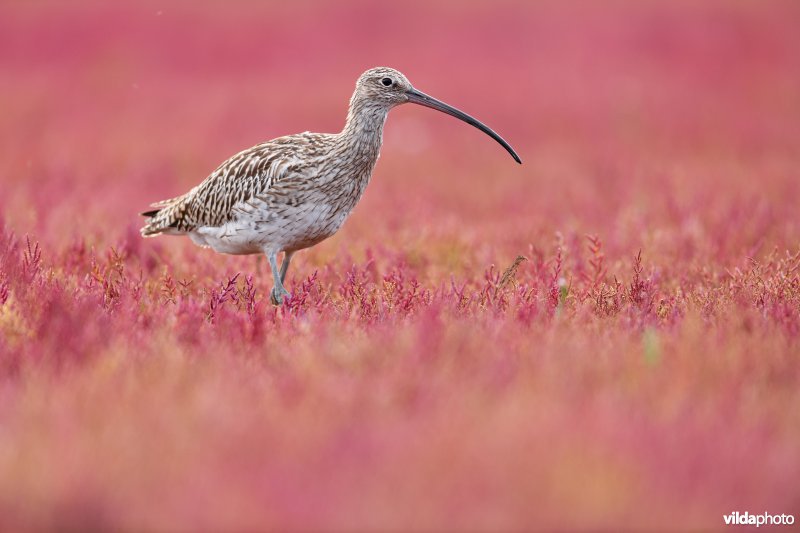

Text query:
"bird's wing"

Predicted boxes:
[[140, 135, 321, 237]]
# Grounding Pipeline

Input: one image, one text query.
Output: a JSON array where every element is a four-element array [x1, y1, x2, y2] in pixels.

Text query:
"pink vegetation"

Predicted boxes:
[[1, 0, 799, 530]]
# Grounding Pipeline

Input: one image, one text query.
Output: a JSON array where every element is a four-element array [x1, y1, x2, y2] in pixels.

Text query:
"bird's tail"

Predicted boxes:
[[139, 196, 183, 236]]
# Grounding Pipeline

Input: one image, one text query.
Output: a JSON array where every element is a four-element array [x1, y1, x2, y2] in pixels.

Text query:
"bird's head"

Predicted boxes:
[[351, 66, 521, 164], [354, 67, 414, 106]]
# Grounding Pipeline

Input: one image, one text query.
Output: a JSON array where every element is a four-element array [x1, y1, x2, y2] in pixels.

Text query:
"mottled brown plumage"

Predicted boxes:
[[141, 67, 520, 305]]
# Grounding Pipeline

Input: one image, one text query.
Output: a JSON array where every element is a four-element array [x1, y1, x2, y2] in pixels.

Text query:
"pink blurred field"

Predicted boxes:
[[1, 0, 799, 530]]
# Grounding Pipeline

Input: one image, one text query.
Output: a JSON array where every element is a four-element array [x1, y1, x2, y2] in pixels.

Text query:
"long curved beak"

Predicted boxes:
[[405, 88, 521, 164]]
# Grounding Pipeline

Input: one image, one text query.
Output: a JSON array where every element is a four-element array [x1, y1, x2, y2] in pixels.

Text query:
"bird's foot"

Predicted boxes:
[[269, 285, 291, 306]]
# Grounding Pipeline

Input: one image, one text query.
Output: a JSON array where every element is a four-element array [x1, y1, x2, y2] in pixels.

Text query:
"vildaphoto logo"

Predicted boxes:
[[723, 512, 795, 527]]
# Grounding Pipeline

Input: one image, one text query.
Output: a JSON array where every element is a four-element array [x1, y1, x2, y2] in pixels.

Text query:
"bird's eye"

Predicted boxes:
[[381, 77, 394, 87]]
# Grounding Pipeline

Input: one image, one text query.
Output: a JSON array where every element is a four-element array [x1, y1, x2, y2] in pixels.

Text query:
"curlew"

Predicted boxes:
[[141, 67, 520, 305]]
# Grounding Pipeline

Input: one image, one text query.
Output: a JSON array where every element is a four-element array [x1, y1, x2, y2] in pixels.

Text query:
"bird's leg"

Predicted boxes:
[[267, 252, 291, 306], [279, 251, 295, 284]]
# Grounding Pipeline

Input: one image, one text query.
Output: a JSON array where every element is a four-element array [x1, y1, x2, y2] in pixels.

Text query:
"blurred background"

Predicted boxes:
[[2, 0, 798, 262]]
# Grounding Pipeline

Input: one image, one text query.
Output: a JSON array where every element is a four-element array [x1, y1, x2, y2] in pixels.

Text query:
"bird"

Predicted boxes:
[[140, 67, 521, 305]]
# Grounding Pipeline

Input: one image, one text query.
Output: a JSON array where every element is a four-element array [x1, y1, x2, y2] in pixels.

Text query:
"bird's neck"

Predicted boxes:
[[340, 97, 390, 161]]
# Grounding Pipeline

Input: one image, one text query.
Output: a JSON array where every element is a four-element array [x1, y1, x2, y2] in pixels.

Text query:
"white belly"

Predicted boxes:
[[188, 199, 351, 256]]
